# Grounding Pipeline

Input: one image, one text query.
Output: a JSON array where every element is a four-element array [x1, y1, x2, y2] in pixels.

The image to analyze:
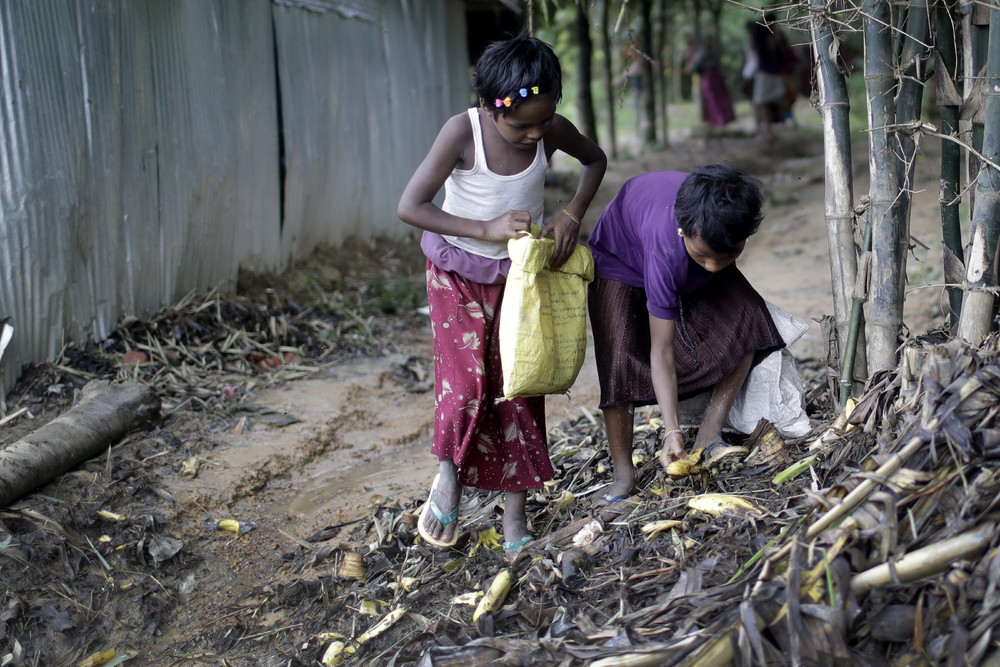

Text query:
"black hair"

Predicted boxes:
[[674, 164, 764, 254], [473, 34, 563, 117]]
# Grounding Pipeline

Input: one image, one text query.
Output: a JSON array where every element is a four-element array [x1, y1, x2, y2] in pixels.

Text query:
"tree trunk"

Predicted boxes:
[[935, 1, 964, 329], [863, 0, 903, 372], [956, 4, 1000, 343], [575, 2, 598, 144], [639, 0, 658, 148], [810, 0, 865, 395], [599, 0, 618, 159], [0, 381, 161, 508], [656, 0, 670, 147]]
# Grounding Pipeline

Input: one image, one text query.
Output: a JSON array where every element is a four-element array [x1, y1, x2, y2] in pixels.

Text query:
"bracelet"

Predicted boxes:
[[661, 428, 685, 440], [561, 208, 582, 225]]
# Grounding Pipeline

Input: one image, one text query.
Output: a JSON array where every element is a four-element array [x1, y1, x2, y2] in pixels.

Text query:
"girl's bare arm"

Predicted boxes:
[[541, 115, 607, 267], [648, 314, 686, 464]]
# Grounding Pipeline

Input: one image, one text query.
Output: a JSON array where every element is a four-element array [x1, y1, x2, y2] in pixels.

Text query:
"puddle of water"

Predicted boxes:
[[285, 434, 434, 518]]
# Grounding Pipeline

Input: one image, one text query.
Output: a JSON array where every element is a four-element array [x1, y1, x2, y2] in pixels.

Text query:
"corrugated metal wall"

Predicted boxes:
[[0, 0, 470, 399]]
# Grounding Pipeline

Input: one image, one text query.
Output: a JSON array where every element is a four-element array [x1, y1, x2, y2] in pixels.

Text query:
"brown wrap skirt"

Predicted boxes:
[[588, 266, 785, 409]]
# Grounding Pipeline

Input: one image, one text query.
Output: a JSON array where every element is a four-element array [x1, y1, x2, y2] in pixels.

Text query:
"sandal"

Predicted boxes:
[[503, 534, 533, 559], [703, 442, 749, 467]]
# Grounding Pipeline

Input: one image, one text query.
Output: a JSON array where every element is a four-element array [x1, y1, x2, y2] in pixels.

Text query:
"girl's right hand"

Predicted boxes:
[[657, 429, 686, 467], [485, 209, 532, 242]]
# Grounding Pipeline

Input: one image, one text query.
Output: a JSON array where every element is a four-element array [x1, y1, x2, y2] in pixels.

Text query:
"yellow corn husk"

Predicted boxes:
[[95, 510, 125, 521], [641, 519, 682, 539], [321, 641, 354, 666], [355, 607, 407, 645], [473, 569, 514, 622], [556, 490, 575, 507], [359, 600, 379, 616], [78, 648, 116, 667], [597, 461, 608, 474], [686, 493, 763, 516], [772, 455, 817, 486], [632, 452, 646, 466], [831, 397, 857, 431], [453, 591, 484, 606], [338, 552, 366, 581], [666, 459, 701, 477]]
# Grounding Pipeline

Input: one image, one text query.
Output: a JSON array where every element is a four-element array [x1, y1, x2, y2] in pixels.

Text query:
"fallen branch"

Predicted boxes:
[[0, 381, 161, 508]]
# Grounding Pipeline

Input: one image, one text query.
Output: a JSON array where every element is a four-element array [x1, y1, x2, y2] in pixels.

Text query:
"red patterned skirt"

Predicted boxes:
[[425, 260, 553, 491]]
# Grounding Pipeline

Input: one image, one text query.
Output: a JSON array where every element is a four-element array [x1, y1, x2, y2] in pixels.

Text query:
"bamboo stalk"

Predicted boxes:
[[863, 0, 904, 372], [850, 522, 997, 597], [810, 0, 865, 393], [956, 3, 1000, 343], [891, 0, 930, 298], [935, 3, 964, 329], [841, 213, 873, 406]]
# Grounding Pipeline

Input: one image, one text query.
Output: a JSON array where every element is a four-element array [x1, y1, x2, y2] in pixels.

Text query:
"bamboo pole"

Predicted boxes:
[[851, 522, 997, 597], [892, 0, 930, 274], [863, 0, 904, 372], [935, 2, 964, 329], [956, 3, 1000, 343], [841, 212, 873, 405], [810, 0, 866, 394]]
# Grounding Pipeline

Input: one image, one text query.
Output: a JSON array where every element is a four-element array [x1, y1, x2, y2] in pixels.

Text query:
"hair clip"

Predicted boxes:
[[495, 86, 540, 109]]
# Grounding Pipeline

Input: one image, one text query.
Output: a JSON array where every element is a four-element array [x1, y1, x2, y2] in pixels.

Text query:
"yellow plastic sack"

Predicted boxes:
[[499, 232, 595, 398]]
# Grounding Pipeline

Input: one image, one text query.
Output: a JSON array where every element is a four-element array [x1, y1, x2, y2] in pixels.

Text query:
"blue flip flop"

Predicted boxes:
[[503, 534, 533, 557], [600, 493, 631, 504], [417, 474, 460, 548]]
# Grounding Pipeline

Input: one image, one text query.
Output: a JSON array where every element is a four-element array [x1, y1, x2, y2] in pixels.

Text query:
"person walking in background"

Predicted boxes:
[[586, 165, 784, 503], [685, 35, 735, 128], [397, 34, 606, 559], [748, 15, 789, 141]]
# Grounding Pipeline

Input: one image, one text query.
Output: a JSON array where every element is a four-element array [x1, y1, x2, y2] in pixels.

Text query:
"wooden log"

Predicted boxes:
[[0, 380, 160, 508]]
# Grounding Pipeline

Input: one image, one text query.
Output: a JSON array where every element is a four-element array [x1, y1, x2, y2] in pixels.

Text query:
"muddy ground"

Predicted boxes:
[[0, 105, 952, 666]]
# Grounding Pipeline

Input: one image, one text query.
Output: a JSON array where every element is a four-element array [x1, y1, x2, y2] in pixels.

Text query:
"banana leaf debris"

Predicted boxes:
[[298, 333, 1000, 666], [1, 250, 999, 666]]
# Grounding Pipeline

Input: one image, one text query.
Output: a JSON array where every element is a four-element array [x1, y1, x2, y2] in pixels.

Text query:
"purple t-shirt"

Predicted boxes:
[[588, 171, 713, 320]]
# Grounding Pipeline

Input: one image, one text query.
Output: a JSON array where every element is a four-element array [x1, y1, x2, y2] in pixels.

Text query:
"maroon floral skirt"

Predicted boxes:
[[425, 260, 553, 491]]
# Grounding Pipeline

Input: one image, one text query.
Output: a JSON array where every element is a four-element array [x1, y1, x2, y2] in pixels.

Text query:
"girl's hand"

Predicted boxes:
[[657, 429, 686, 467], [485, 209, 532, 242], [540, 210, 581, 269]]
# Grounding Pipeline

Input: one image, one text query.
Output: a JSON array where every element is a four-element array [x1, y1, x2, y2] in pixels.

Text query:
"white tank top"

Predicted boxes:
[[442, 108, 547, 259]]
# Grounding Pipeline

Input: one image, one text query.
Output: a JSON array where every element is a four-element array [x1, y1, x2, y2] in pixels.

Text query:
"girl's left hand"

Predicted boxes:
[[540, 210, 581, 269]]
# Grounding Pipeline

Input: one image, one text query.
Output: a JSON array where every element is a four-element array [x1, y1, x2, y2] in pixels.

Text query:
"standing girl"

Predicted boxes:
[[397, 35, 606, 557]]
